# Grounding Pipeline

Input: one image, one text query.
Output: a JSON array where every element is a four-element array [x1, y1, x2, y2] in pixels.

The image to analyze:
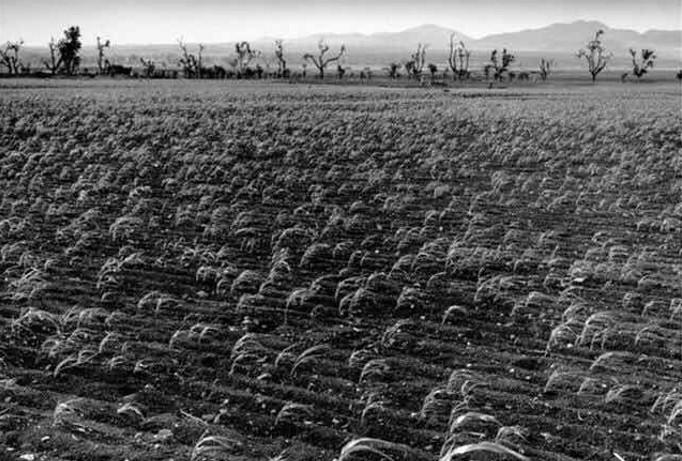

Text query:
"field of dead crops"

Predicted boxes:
[[0, 79, 680, 461]]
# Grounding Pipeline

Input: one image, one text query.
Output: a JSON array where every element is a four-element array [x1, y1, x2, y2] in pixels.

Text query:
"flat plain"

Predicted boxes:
[[0, 78, 680, 461]]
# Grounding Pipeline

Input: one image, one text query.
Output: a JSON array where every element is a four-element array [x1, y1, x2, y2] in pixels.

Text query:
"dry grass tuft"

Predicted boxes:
[[439, 441, 529, 461]]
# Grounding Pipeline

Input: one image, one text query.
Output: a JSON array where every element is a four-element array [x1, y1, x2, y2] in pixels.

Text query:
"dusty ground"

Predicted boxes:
[[0, 79, 680, 460]]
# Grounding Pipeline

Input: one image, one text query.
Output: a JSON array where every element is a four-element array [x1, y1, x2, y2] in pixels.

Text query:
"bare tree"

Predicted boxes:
[[140, 58, 156, 78], [628, 48, 656, 80], [178, 39, 204, 78], [539, 58, 554, 81], [0, 40, 24, 75], [303, 40, 346, 79], [576, 30, 611, 82], [448, 34, 470, 80], [336, 64, 346, 79], [96, 36, 110, 74], [484, 49, 515, 81], [405, 43, 427, 80], [43, 37, 62, 74], [274, 40, 288, 78], [234, 41, 260, 75]]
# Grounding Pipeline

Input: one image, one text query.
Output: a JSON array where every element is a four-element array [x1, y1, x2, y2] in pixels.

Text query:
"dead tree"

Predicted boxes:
[[484, 49, 515, 81], [448, 34, 470, 80], [140, 58, 156, 78], [235, 41, 260, 76], [628, 48, 656, 80], [43, 37, 62, 74], [405, 43, 427, 80], [576, 30, 611, 82], [178, 39, 204, 78], [539, 58, 554, 81], [303, 40, 346, 79], [274, 40, 288, 78], [0, 40, 24, 75], [96, 36, 110, 74]]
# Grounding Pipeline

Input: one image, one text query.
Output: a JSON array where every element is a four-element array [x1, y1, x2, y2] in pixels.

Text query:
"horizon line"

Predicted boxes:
[[12, 19, 681, 48]]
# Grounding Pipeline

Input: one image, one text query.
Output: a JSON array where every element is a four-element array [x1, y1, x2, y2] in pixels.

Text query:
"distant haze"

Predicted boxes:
[[0, 0, 680, 45]]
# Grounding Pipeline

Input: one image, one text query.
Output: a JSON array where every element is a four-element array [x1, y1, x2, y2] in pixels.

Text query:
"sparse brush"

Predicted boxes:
[[605, 384, 644, 405], [53, 398, 86, 428], [381, 319, 413, 349], [670, 298, 682, 321], [274, 402, 313, 427], [395, 286, 428, 313], [496, 425, 528, 445], [11, 307, 60, 334], [578, 311, 620, 347], [338, 437, 409, 461], [546, 320, 581, 353], [54, 347, 97, 377], [577, 377, 611, 396], [137, 291, 180, 315], [348, 347, 378, 370], [117, 401, 145, 423], [361, 392, 388, 426], [653, 454, 682, 461], [191, 431, 242, 461], [275, 343, 299, 368], [446, 369, 486, 396], [544, 368, 583, 393], [106, 355, 129, 371], [439, 441, 529, 461], [360, 359, 389, 383], [590, 351, 636, 372], [651, 391, 682, 414], [668, 399, 682, 425], [420, 387, 454, 423], [448, 411, 501, 435], [290, 344, 329, 377], [441, 305, 468, 326]]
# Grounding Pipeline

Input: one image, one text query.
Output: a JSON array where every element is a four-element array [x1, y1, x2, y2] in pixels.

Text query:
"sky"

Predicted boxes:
[[0, 0, 680, 45]]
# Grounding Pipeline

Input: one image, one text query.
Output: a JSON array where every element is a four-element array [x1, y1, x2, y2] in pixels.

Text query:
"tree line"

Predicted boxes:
[[1, 26, 678, 83]]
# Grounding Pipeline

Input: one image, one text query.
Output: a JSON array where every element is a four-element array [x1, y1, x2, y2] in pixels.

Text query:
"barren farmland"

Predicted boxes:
[[0, 80, 680, 461]]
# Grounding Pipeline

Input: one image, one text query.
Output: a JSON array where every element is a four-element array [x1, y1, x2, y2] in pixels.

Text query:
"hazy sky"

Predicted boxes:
[[1, 0, 679, 45]]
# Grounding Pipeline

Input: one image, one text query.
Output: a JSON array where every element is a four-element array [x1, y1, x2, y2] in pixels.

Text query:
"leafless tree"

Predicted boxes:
[[43, 37, 61, 74], [405, 43, 427, 79], [628, 48, 656, 79], [234, 41, 260, 75], [178, 38, 204, 78], [576, 30, 612, 82], [484, 49, 515, 81], [0, 40, 24, 75], [140, 58, 156, 78], [274, 40, 288, 78], [96, 36, 110, 74], [539, 58, 554, 81], [448, 34, 470, 80], [303, 40, 346, 79]]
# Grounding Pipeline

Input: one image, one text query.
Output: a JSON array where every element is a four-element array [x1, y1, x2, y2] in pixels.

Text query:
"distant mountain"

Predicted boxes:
[[471, 20, 681, 53], [20, 20, 681, 70], [252, 24, 472, 52]]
